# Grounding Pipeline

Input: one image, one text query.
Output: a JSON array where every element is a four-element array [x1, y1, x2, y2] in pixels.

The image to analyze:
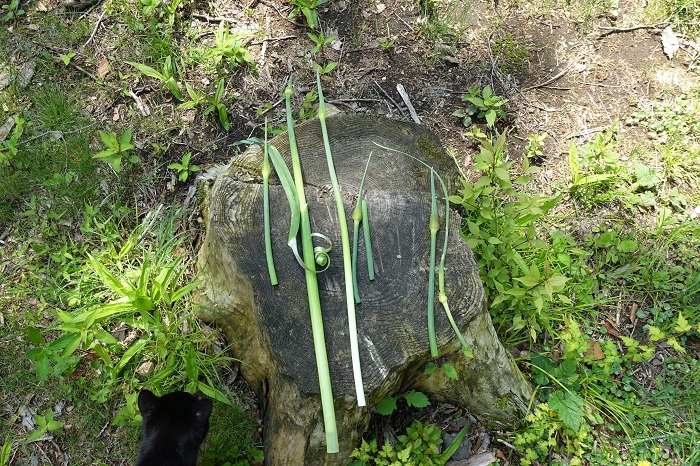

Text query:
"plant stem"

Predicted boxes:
[[285, 77, 339, 453], [316, 71, 366, 407], [352, 153, 373, 302], [428, 169, 439, 358], [263, 118, 278, 286], [372, 142, 472, 357], [361, 200, 375, 280]]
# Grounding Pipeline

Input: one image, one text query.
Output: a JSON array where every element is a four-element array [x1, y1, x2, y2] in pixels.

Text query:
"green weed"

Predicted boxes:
[[205, 22, 255, 71], [376, 390, 431, 416], [626, 92, 700, 145], [568, 127, 621, 203], [25, 206, 236, 412], [449, 130, 562, 339], [351, 419, 467, 466], [1, 0, 24, 23], [128, 57, 185, 101], [93, 129, 139, 172], [203, 78, 232, 130], [25, 409, 64, 442], [452, 86, 508, 128], [140, 0, 187, 27], [168, 151, 200, 182], [287, 0, 329, 30], [308, 29, 336, 54]]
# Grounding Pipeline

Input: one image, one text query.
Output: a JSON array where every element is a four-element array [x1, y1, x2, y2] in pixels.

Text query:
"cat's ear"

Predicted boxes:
[[194, 399, 213, 424], [138, 389, 159, 417]]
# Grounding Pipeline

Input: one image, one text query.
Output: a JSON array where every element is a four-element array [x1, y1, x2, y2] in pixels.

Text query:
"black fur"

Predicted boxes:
[[136, 389, 213, 466]]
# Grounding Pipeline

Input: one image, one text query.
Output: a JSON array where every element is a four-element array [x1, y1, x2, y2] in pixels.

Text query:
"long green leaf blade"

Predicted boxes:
[[285, 76, 338, 453], [317, 71, 366, 408]]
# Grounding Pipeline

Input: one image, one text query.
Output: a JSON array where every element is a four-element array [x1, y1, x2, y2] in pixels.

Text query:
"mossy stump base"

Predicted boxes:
[[196, 114, 531, 465]]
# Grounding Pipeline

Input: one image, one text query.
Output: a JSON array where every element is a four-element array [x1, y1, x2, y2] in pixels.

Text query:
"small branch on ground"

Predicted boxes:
[[374, 80, 405, 116], [82, 9, 105, 49], [396, 83, 421, 124], [596, 22, 669, 38], [521, 53, 586, 92]]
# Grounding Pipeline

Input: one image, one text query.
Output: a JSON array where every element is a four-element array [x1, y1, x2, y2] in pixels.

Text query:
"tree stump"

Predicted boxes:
[[196, 114, 531, 465]]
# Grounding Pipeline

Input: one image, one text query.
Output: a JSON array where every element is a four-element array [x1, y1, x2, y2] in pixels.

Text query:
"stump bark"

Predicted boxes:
[[196, 114, 531, 465]]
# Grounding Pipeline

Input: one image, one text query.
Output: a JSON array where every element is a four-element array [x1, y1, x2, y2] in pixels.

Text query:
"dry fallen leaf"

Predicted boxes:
[[661, 26, 680, 59], [603, 320, 620, 336], [585, 339, 606, 360], [96, 58, 110, 78]]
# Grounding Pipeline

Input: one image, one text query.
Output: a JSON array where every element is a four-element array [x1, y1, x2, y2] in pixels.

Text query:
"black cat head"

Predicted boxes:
[[136, 389, 213, 466]]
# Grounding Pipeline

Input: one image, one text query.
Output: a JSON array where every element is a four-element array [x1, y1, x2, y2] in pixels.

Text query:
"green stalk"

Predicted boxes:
[[316, 71, 366, 407], [435, 164, 472, 358], [285, 78, 339, 453], [351, 206, 362, 303], [263, 118, 278, 286], [361, 200, 374, 280], [352, 153, 373, 303], [428, 170, 439, 358], [373, 142, 472, 357]]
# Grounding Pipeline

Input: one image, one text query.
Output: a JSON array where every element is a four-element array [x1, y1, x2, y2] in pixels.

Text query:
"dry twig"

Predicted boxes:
[[521, 53, 586, 92], [396, 83, 421, 124]]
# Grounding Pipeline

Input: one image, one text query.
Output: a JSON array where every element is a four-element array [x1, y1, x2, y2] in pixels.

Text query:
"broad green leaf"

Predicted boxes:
[[376, 396, 397, 415], [568, 142, 579, 181], [88, 253, 131, 296], [494, 166, 509, 181], [403, 390, 430, 408], [547, 275, 569, 288], [165, 78, 184, 101], [91, 343, 112, 367], [61, 333, 82, 358], [127, 61, 165, 81], [1, 438, 11, 466], [674, 312, 692, 333], [132, 296, 155, 312], [118, 129, 133, 148], [514, 276, 541, 287], [648, 325, 664, 341], [196, 382, 232, 405], [530, 352, 556, 386], [114, 338, 148, 374], [216, 104, 230, 130], [35, 355, 50, 382], [27, 326, 44, 345], [633, 163, 662, 188], [485, 109, 496, 127], [186, 347, 198, 381], [98, 131, 118, 149], [549, 390, 584, 432], [424, 362, 437, 375], [46, 420, 63, 431], [666, 337, 685, 353], [441, 363, 458, 380], [26, 427, 47, 443]]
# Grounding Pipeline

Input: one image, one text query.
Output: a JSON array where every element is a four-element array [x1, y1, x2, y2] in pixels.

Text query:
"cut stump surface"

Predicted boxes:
[[196, 114, 531, 465]]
